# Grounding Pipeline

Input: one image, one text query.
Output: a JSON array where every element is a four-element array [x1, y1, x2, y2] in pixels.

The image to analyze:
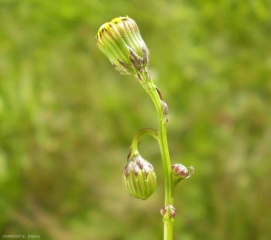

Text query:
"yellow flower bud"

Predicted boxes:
[[96, 16, 150, 76]]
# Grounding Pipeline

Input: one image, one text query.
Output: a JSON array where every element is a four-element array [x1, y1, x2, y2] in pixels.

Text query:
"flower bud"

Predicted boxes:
[[122, 154, 156, 200], [172, 164, 194, 186], [160, 205, 176, 220], [96, 16, 150, 76], [161, 100, 169, 123]]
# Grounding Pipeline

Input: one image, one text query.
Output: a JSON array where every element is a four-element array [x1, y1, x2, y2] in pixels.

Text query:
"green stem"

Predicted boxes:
[[138, 71, 174, 240], [129, 128, 158, 159], [164, 220, 173, 240]]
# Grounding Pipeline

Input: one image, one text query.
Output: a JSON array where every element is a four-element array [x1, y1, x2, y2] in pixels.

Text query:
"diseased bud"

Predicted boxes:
[[96, 16, 150, 76], [172, 164, 194, 186], [160, 205, 176, 220], [122, 154, 156, 200]]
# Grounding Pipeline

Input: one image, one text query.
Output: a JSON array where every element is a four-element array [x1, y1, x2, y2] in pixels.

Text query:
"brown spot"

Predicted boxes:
[[123, 165, 129, 177], [142, 46, 148, 65], [161, 100, 168, 115], [133, 168, 139, 176], [156, 88, 163, 100], [127, 150, 131, 160], [161, 100, 169, 122], [137, 72, 142, 81], [129, 48, 137, 59], [136, 160, 143, 169], [130, 57, 136, 68], [118, 59, 126, 67]]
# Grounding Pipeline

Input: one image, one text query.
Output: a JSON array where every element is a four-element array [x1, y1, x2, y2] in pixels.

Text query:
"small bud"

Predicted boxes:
[[122, 154, 156, 200], [96, 16, 150, 76], [160, 205, 176, 220], [172, 164, 194, 186], [161, 100, 169, 123]]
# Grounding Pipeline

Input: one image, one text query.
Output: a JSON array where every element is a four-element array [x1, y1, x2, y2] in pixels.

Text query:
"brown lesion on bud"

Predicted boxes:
[[162, 101, 168, 115], [135, 157, 154, 178], [123, 164, 130, 177], [133, 166, 139, 176], [137, 72, 142, 81], [127, 149, 132, 160], [143, 163, 154, 178], [116, 59, 133, 74], [172, 164, 194, 186], [142, 45, 149, 67], [155, 88, 169, 122], [128, 48, 144, 73], [172, 164, 189, 178], [118, 59, 127, 68], [136, 160, 143, 169]]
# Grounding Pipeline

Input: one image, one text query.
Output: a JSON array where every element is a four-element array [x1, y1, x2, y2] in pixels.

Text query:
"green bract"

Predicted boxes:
[[122, 154, 156, 200], [96, 16, 150, 76]]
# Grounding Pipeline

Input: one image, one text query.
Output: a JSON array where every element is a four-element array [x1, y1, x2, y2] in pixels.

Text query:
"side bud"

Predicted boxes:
[[122, 154, 156, 200], [172, 164, 194, 186], [160, 205, 177, 220], [96, 16, 150, 76]]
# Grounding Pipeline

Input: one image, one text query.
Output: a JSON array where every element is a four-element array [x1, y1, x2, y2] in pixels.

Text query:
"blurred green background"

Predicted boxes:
[[1, 0, 271, 239]]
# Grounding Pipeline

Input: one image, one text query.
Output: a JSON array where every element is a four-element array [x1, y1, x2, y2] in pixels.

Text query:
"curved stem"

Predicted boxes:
[[129, 128, 158, 159], [138, 71, 174, 240]]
